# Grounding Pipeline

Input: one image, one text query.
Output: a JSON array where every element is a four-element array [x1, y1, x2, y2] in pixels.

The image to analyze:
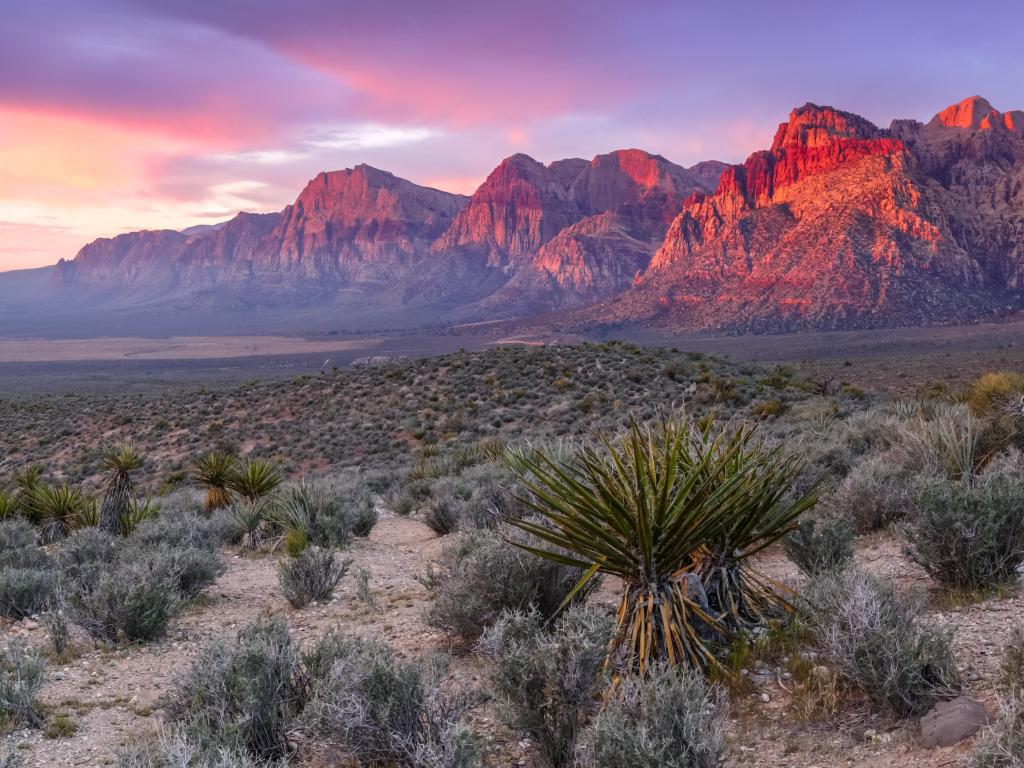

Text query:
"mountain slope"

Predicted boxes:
[[587, 97, 1024, 332]]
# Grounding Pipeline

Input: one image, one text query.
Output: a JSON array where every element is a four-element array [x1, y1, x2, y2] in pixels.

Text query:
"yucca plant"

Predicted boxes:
[[691, 428, 821, 635], [0, 491, 13, 520], [35, 484, 88, 542], [122, 498, 158, 535], [98, 443, 144, 535], [228, 458, 283, 505], [11, 466, 44, 523], [506, 412, 818, 677], [192, 451, 237, 513], [76, 498, 100, 529]]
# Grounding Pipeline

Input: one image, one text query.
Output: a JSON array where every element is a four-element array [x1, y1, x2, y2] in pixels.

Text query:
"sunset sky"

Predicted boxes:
[[2, 0, 1022, 270]]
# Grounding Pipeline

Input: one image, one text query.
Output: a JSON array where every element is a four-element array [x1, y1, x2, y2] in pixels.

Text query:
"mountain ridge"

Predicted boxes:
[[15, 96, 1024, 335]]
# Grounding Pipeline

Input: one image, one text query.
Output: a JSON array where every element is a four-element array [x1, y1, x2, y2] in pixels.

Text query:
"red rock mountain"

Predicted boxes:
[[55, 165, 467, 302], [591, 97, 1024, 332], [43, 97, 1024, 332]]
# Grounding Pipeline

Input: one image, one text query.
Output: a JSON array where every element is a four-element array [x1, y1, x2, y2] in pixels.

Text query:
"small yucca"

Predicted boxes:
[[35, 484, 88, 542], [98, 443, 144, 535], [228, 458, 283, 505], [192, 451, 237, 513]]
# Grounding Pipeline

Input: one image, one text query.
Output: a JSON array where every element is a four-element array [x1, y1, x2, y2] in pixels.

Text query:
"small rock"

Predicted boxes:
[[920, 696, 990, 748], [760, 693, 770, 703]]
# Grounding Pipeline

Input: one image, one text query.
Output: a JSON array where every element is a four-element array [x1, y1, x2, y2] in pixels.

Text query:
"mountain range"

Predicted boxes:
[[6, 96, 1024, 335]]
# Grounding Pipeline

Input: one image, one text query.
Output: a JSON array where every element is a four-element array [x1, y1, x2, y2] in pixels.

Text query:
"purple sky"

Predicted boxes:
[[1, 0, 1022, 269]]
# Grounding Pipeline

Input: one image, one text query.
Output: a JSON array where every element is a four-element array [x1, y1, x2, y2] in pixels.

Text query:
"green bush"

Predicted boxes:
[[271, 481, 376, 548], [478, 608, 610, 768], [301, 638, 480, 768], [800, 567, 960, 715], [827, 454, 909, 532], [167, 618, 304, 761], [68, 560, 182, 643], [784, 515, 854, 575], [423, 527, 594, 645], [576, 665, 728, 768], [902, 473, 1024, 590], [0, 641, 44, 728], [278, 547, 350, 609], [0, 518, 38, 555], [0, 566, 55, 619]]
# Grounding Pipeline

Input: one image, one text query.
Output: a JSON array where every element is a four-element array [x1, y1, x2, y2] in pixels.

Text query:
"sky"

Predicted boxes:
[[1, 0, 1023, 271]]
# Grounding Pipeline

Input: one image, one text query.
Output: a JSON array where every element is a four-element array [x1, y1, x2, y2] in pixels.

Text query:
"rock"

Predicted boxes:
[[920, 696, 990, 748]]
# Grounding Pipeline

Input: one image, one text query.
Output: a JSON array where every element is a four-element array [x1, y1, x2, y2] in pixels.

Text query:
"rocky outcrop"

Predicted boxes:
[[591, 98, 1024, 332]]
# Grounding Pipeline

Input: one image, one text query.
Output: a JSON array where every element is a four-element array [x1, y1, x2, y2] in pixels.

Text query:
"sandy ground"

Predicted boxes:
[[0, 336, 381, 363], [0, 518, 1019, 767]]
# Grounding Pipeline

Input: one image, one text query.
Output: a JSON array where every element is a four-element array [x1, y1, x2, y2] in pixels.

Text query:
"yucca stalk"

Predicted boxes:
[[35, 484, 88, 542], [98, 443, 144, 535], [191, 451, 237, 513], [228, 458, 283, 505], [506, 412, 817, 678]]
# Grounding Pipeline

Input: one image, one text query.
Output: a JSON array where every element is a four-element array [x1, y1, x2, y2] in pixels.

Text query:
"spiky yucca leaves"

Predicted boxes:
[[98, 443, 144, 535], [122, 498, 158, 536], [506, 413, 817, 678], [228, 458, 283, 505], [692, 429, 821, 636], [0, 491, 13, 520], [34, 484, 88, 542], [11, 466, 44, 523], [191, 451, 237, 513]]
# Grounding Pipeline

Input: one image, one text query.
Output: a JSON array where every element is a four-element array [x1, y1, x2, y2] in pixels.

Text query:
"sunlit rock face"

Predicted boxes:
[[589, 98, 1024, 333]]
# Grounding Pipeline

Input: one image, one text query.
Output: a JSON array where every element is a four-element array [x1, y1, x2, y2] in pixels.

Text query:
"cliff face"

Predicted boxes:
[[591, 98, 1024, 332]]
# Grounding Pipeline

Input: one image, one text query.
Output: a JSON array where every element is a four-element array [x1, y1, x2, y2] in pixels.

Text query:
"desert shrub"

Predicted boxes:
[[129, 512, 221, 552], [423, 527, 594, 644], [117, 730, 277, 768], [228, 498, 272, 550], [68, 559, 182, 643], [0, 518, 39, 559], [825, 453, 910, 532], [0, 565, 55, 620], [271, 481, 376, 549], [0, 641, 45, 728], [968, 689, 1024, 768], [423, 492, 462, 536], [133, 542, 224, 599], [902, 473, 1024, 590], [784, 515, 854, 575], [576, 665, 728, 768], [167, 618, 304, 761], [301, 638, 480, 768], [278, 548, 350, 609], [800, 567, 960, 715], [478, 608, 610, 768], [56, 527, 120, 591], [968, 371, 1024, 416], [894, 406, 983, 481], [1000, 625, 1024, 694]]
